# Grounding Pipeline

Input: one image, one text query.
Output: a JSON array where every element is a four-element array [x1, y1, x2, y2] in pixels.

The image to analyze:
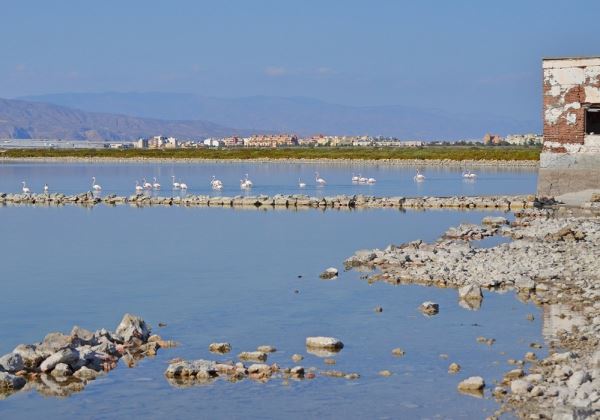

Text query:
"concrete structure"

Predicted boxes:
[[505, 134, 543, 146], [538, 57, 600, 197], [244, 134, 298, 148]]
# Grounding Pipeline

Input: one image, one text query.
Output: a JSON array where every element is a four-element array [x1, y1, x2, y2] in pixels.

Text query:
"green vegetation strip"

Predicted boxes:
[[0, 146, 541, 161]]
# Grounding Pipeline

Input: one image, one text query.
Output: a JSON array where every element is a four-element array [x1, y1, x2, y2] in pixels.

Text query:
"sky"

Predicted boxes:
[[2, 0, 600, 121]]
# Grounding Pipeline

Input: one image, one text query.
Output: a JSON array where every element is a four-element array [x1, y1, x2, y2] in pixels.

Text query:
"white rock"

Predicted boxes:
[[305, 337, 344, 350], [457, 376, 485, 391], [510, 379, 532, 394]]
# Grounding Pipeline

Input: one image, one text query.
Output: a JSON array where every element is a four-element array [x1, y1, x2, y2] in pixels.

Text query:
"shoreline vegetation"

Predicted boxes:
[[0, 146, 540, 166]]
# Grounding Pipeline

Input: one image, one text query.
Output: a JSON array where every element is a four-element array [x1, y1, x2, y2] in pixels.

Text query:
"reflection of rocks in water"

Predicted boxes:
[[306, 347, 342, 358], [0, 313, 173, 400], [30, 374, 86, 398], [458, 298, 482, 311], [542, 303, 588, 343]]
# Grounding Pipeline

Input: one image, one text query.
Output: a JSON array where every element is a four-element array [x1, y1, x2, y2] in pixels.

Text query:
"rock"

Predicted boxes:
[[567, 371, 591, 391], [209, 343, 231, 354], [419, 301, 439, 315], [448, 363, 461, 373], [115, 313, 151, 343], [290, 366, 305, 377], [40, 348, 79, 372], [39, 332, 72, 355], [306, 337, 344, 350], [319, 267, 339, 279], [165, 360, 217, 379], [324, 358, 336, 365], [504, 368, 524, 381], [73, 366, 100, 380], [482, 216, 508, 226], [510, 379, 532, 394], [238, 351, 267, 362], [392, 348, 405, 357], [50, 363, 72, 377], [0, 353, 24, 373], [379, 370, 392, 377], [458, 376, 485, 392], [374, 306, 383, 313], [257, 345, 276, 353], [529, 342, 542, 349], [12, 344, 43, 369], [345, 373, 360, 380], [70, 326, 95, 343], [458, 284, 483, 301], [526, 313, 535, 321], [530, 385, 544, 397], [247, 364, 271, 375], [0, 372, 26, 390], [291, 354, 304, 363]]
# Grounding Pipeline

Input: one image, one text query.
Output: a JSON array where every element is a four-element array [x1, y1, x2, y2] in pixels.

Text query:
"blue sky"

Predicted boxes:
[[2, 0, 599, 120]]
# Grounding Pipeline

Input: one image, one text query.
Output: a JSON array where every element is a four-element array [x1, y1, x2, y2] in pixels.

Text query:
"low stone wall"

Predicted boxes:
[[0, 192, 539, 211]]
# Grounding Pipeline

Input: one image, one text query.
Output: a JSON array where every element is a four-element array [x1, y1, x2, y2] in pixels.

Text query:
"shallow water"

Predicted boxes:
[[0, 161, 537, 197], [0, 199, 545, 419]]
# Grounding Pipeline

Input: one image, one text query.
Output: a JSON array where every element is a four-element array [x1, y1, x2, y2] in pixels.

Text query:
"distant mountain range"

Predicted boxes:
[[20, 92, 540, 140], [0, 98, 257, 141]]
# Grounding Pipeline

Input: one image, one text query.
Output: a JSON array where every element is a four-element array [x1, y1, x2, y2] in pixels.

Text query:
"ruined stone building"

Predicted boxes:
[[538, 57, 600, 196]]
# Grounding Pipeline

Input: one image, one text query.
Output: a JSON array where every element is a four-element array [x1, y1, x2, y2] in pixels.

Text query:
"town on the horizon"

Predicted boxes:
[[1, 132, 543, 150]]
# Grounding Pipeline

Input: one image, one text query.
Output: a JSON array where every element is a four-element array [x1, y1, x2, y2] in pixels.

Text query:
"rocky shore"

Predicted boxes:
[[345, 207, 600, 418], [0, 314, 174, 399], [0, 156, 539, 167], [0, 192, 542, 211]]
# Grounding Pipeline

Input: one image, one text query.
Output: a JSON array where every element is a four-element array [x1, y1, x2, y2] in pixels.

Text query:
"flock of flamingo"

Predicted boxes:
[[17, 170, 478, 194]]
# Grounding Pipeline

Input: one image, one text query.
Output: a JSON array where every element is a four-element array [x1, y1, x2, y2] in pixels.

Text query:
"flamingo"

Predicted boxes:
[[91, 177, 102, 191], [315, 172, 326, 185], [298, 178, 306, 188], [21, 181, 30, 194], [240, 174, 253, 189], [211, 176, 223, 190], [243, 174, 253, 187], [135, 181, 143, 193], [153, 177, 161, 190], [413, 169, 425, 182], [171, 176, 180, 189], [367, 177, 376, 184], [358, 174, 368, 184], [463, 170, 477, 179], [179, 181, 188, 190], [351, 173, 359, 183], [143, 178, 152, 189], [43, 183, 49, 193]]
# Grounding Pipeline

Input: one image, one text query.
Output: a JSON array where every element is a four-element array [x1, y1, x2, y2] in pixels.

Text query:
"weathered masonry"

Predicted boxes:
[[538, 57, 600, 197]]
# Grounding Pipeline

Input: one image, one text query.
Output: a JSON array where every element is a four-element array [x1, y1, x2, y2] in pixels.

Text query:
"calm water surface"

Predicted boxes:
[[0, 163, 543, 419], [0, 161, 537, 197]]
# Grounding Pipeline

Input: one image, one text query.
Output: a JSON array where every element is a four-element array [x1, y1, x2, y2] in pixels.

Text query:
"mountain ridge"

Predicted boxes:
[[0, 97, 261, 141], [19, 92, 540, 140]]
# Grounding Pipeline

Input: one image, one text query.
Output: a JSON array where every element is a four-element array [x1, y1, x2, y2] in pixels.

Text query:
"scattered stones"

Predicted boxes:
[[238, 352, 268, 362], [345, 208, 600, 418], [291, 354, 304, 363], [476, 336, 495, 346], [448, 363, 461, 374], [510, 379, 532, 394], [257, 345, 276, 353], [419, 301, 439, 316], [392, 348, 405, 357], [209, 343, 231, 354], [306, 337, 344, 350], [457, 376, 485, 396], [379, 370, 392, 377], [319, 267, 339, 279]]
